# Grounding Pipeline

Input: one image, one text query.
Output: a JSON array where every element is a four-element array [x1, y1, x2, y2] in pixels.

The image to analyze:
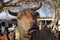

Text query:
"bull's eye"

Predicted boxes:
[[18, 16, 22, 19]]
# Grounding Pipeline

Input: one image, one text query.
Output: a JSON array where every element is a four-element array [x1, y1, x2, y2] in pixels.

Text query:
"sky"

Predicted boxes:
[[0, 11, 17, 19], [36, 3, 54, 17]]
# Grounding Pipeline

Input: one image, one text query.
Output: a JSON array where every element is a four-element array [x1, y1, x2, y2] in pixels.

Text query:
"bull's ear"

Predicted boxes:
[[35, 12, 39, 16], [8, 10, 18, 16]]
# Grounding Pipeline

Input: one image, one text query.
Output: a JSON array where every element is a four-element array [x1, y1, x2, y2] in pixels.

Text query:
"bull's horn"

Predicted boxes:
[[8, 10, 18, 16], [32, 1, 42, 11]]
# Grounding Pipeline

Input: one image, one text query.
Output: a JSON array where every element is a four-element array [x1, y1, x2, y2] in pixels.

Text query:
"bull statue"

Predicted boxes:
[[8, 2, 42, 40]]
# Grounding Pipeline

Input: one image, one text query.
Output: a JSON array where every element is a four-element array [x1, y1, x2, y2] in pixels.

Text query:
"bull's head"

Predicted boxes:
[[8, 2, 42, 39]]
